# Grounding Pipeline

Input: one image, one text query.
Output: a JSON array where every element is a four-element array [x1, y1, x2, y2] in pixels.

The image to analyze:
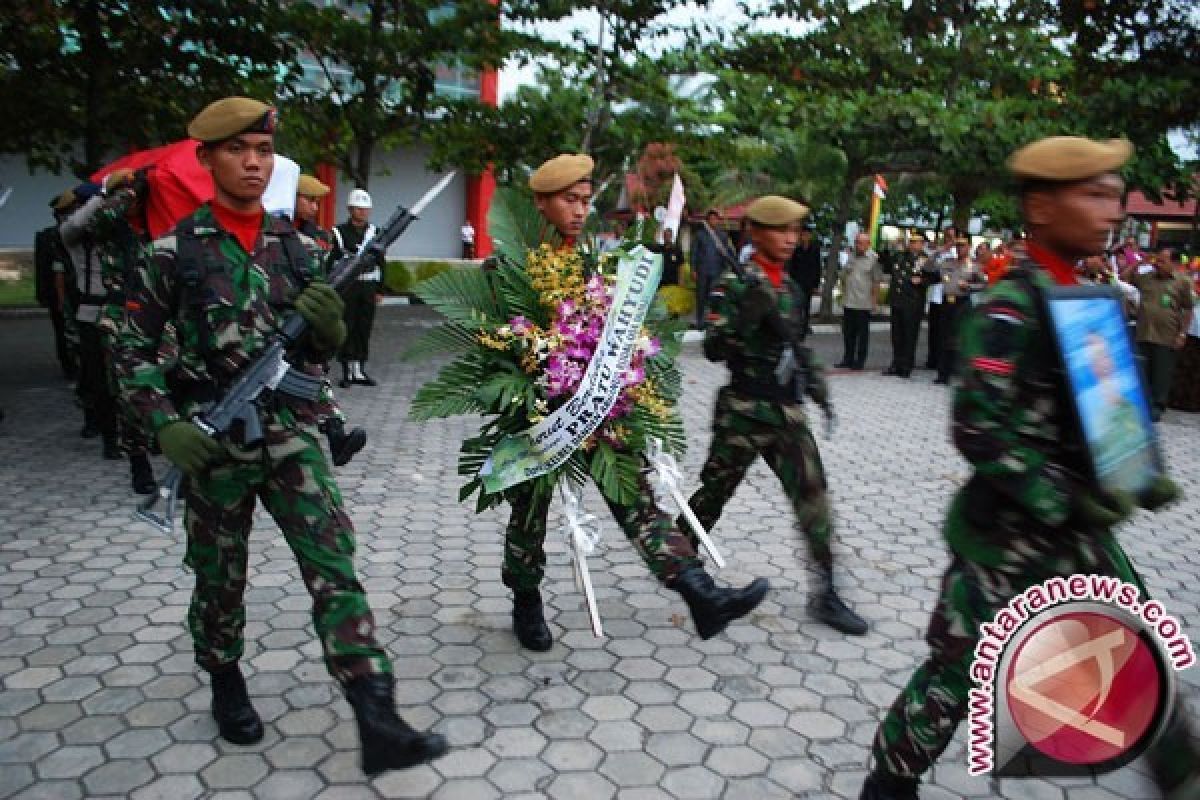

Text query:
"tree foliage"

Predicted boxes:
[[0, 1, 295, 177]]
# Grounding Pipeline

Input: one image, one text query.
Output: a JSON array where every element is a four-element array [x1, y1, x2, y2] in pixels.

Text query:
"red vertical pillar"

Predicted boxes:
[[315, 162, 337, 231], [465, 65, 499, 258]]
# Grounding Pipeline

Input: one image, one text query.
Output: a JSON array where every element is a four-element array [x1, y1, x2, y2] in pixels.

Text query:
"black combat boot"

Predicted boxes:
[[345, 674, 448, 775], [512, 589, 553, 651], [209, 664, 264, 745], [859, 769, 920, 800], [339, 362, 352, 389], [129, 453, 156, 495], [324, 418, 367, 467], [670, 566, 769, 640], [810, 567, 868, 635]]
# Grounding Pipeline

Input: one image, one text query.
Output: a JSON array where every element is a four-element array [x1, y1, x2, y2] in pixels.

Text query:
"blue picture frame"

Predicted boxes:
[[1042, 285, 1163, 495]]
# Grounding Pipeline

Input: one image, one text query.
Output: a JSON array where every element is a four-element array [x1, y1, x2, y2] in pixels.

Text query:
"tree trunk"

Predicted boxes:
[[818, 172, 862, 321], [951, 182, 980, 233]]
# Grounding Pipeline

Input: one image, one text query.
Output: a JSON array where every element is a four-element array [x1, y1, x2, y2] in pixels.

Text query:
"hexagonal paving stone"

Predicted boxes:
[[200, 753, 270, 789]]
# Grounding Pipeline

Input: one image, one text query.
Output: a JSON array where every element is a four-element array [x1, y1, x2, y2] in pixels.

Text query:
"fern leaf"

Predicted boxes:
[[408, 354, 487, 420], [401, 323, 479, 362], [413, 267, 503, 328], [488, 187, 545, 263]]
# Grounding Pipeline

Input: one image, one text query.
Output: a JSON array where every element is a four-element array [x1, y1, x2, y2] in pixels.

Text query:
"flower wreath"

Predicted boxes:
[[406, 188, 687, 511]]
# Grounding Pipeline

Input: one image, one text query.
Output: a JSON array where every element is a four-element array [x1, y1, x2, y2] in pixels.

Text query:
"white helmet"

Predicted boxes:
[[347, 188, 372, 209]]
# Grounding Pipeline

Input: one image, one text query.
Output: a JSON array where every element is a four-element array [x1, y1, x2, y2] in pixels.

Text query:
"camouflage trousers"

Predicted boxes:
[[871, 498, 1198, 782], [502, 457, 701, 593], [101, 325, 155, 457], [182, 407, 390, 685], [686, 390, 833, 572]]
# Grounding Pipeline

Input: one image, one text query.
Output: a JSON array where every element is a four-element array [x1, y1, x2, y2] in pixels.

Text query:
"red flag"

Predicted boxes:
[[92, 140, 214, 238]]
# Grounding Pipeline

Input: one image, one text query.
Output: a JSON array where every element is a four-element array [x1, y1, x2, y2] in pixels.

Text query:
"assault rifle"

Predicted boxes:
[[136, 172, 456, 534], [721, 252, 836, 437]]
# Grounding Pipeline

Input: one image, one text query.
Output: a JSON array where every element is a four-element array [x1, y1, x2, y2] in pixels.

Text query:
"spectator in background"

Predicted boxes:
[[1114, 234, 1145, 271], [460, 219, 475, 259], [924, 225, 957, 370], [1123, 246, 1195, 420], [1169, 257, 1200, 411], [652, 226, 684, 286], [985, 240, 1013, 285], [836, 232, 883, 370], [786, 224, 822, 336], [690, 209, 735, 329]]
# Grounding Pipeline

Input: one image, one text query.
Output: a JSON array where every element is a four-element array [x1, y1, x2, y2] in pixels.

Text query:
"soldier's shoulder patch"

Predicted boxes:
[[983, 302, 1025, 326]]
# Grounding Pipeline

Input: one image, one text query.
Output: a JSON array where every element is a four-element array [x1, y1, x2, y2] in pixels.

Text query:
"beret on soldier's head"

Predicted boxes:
[[745, 195, 809, 227], [529, 154, 594, 194], [1007, 136, 1132, 182], [188, 97, 277, 144], [50, 190, 76, 212], [296, 174, 330, 198], [908, 231, 926, 242], [955, 236, 971, 245]]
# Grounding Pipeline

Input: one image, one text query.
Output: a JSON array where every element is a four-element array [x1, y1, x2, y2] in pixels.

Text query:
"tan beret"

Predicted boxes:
[[745, 195, 809, 226], [908, 232, 927, 242], [529, 154, 594, 194], [296, 174, 330, 198], [188, 97, 277, 143], [50, 190, 76, 212], [1008, 136, 1133, 181], [955, 236, 971, 245]]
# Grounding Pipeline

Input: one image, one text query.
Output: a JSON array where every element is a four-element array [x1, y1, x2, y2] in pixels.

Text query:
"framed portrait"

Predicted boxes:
[[1042, 285, 1163, 495]]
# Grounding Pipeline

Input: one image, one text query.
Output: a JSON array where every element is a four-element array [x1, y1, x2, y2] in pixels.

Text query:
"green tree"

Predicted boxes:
[[280, 0, 521, 189], [0, 1, 294, 176]]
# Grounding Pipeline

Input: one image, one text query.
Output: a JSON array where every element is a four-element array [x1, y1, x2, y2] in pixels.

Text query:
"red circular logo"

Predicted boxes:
[[1005, 610, 1162, 765]]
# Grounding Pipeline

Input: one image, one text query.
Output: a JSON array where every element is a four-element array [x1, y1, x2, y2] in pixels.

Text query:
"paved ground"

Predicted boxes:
[[1, 308, 1198, 800]]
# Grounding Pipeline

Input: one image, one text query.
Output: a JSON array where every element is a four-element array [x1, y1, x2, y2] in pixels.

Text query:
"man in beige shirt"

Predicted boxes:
[[1124, 247, 1195, 419], [836, 232, 884, 369]]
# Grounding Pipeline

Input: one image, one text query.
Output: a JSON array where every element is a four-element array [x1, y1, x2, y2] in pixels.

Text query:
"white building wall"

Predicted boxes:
[[330, 145, 465, 261], [0, 157, 73, 249], [0, 145, 466, 260]]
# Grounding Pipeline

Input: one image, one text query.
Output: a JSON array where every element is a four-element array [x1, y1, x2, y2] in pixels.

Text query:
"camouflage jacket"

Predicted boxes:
[[703, 259, 830, 425], [88, 188, 148, 337], [946, 259, 1094, 562], [885, 250, 935, 307], [118, 203, 329, 435]]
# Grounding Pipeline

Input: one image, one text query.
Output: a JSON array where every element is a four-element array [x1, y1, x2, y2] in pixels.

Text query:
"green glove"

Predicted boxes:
[[295, 280, 346, 349], [1138, 475, 1181, 511], [1075, 488, 1135, 529], [158, 421, 224, 476]]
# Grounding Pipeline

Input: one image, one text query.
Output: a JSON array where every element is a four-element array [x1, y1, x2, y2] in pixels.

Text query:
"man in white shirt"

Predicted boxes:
[[461, 219, 475, 259]]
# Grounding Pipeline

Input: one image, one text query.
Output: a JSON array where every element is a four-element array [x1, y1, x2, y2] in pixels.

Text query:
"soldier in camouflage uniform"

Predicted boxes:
[[118, 97, 445, 775], [883, 233, 936, 378], [294, 173, 366, 466], [502, 153, 768, 652], [861, 137, 1198, 799], [82, 168, 159, 494], [687, 195, 867, 636]]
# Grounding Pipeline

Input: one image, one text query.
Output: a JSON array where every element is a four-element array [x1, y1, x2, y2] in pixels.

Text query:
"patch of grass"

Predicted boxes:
[[0, 276, 37, 308]]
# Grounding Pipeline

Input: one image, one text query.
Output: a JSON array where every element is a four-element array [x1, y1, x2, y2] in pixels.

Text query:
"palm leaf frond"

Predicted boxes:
[[413, 267, 503, 329], [401, 323, 479, 362], [488, 187, 544, 264], [408, 353, 487, 420]]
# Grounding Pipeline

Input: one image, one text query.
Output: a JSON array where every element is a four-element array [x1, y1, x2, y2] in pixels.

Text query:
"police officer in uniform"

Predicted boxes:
[[331, 188, 385, 388], [686, 195, 867, 635], [501, 154, 768, 651], [883, 232, 933, 378], [119, 97, 446, 775], [860, 136, 1198, 799], [933, 236, 987, 384], [294, 174, 367, 466], [35, 201, 76, 379]]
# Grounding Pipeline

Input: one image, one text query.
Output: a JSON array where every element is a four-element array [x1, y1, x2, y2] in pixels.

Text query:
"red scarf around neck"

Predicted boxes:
[[212, 202, 265, 255], [752, 253, 785, 289]]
